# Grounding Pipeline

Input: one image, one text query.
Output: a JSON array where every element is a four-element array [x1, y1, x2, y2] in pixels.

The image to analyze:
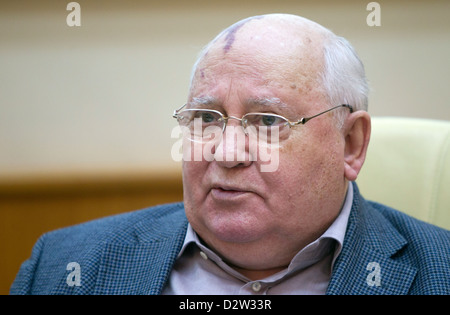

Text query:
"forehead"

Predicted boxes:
[[203, 29, 324, 78], [190, 18, 327, 108], [190, 53, 326, 114]]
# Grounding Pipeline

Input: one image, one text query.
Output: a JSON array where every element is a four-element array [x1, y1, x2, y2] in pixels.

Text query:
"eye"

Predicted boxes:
[[257, 114, 285, 127], [243, 113, 287, 128], [261, 115, 277, 126], [201, 112, 216, 123], [192, 111, 218, 124]]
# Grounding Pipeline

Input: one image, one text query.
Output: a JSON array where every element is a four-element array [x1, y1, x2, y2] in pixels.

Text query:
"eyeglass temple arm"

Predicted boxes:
[[295, 104, 353, 125], [173, 103, 187, 118]]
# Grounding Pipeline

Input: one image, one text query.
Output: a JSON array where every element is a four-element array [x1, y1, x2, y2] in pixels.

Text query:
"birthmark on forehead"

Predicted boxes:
[[223, 16, 263, 53]]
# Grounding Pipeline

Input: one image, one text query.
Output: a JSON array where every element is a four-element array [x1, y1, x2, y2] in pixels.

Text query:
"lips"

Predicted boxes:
[[209, 183, 256, 200], [211, 183, 249, 192]]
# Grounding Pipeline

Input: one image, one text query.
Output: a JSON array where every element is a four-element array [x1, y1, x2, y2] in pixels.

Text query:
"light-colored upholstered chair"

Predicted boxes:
[[356, 117, 450, 230]]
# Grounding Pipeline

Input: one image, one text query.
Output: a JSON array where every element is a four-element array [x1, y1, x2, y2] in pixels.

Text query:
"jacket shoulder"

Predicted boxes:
[[54, 202, 185, 241], [35, 202, 185, 248], [10, 202, 186, 295]]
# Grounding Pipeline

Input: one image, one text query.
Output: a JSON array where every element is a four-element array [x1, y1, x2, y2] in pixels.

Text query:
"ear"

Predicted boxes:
[[343, 111, 371, 181]]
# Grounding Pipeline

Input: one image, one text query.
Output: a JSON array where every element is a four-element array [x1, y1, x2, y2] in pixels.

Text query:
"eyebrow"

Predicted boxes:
[[187, 96, 218, 108], [187, 96, 295, 116], [246, 97, 288, 109], [246, 97, 298, 117]]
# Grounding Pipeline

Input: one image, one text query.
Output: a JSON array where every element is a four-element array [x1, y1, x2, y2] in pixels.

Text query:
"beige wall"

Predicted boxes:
[[1, 0, 449, 179]]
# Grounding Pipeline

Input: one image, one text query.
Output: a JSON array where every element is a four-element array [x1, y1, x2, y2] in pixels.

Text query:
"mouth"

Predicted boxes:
[[209, 184, 253, 200]]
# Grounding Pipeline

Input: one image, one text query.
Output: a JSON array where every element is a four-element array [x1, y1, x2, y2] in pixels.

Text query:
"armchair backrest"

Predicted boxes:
[[357, 117, 450, 230]]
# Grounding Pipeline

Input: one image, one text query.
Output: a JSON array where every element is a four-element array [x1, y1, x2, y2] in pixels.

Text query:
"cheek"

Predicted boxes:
[[182, 160, 211, 233], [182, 158, 206, 185], [272, 127, 345, 201], [182, 160, 207, 209], [261, 132, 345, 236]]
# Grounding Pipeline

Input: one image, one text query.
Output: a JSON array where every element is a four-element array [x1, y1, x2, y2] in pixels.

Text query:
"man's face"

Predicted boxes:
[[181, 20, 348, 270]]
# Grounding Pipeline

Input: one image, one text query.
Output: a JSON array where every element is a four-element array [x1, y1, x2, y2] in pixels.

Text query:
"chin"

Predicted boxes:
[[203, 210, 270, 244], [186, 194, 272, 244]]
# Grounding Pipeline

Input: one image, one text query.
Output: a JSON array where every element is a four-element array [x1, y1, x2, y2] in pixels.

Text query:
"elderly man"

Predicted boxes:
[[11, 14, 449, 295]]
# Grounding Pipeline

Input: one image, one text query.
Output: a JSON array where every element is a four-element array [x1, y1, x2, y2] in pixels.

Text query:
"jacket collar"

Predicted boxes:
[[326, 183, 417, 295]]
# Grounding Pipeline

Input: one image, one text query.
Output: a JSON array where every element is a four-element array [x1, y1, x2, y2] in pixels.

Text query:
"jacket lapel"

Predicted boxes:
[[327, 184, 417, 295], [93, 207, 188, 295]]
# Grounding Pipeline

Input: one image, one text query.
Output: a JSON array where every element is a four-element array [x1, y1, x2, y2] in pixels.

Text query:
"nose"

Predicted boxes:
[[226, 116, 248, 135], [213, 119, 254, 168]]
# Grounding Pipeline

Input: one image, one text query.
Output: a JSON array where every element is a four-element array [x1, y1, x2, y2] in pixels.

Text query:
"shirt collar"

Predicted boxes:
[[289, 181, 353, 271], [324, 181, 353, 259], [178, 182, 353, 274]]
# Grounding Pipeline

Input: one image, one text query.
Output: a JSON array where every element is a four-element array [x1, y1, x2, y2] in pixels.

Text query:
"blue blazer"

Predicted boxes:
[[10, 183, 450, 295]]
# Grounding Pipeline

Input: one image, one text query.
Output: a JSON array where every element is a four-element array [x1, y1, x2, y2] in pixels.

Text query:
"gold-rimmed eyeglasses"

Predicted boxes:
[[172, 104, 353, 143]]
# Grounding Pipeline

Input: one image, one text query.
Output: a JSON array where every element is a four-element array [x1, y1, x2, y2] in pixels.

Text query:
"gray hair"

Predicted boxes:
[[322, 34, 369, 127]]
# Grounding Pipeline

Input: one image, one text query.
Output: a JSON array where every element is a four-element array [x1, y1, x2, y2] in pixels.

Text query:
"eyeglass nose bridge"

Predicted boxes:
[[220, 115, 250, 135]]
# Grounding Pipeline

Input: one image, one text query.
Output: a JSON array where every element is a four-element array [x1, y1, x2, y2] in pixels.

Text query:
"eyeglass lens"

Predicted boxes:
[[176, 109, 289, 143]]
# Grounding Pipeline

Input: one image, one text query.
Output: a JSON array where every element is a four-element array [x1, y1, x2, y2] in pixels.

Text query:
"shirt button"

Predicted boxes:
[[199, 251, 208, 260], [251, 281, 262, 292]]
